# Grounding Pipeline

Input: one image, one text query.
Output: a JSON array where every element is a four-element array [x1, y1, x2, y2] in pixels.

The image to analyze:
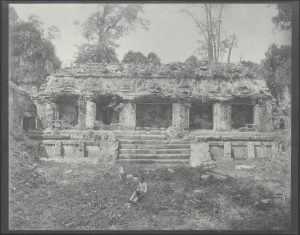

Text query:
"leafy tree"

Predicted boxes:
[[272, 4, 292, 31], [9, 6, 61, 90], [123, 50, 147, 64], [261, 44, 291, 99], [147, 52, 161, 66], [76, 4, 149, 63], [185, 55, 199, 68], [75, 43, 119, 64]]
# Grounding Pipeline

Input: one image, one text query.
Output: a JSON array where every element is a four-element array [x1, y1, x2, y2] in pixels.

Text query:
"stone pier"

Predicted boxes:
[[213, 101, 231, 131], [172, 103, 189, 131], [119, 101, 136, 129], [254, 98, 273, 132], [85, 98, 96, 129]]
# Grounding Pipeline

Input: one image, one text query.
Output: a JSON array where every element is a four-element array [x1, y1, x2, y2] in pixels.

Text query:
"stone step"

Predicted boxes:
[[118, 154, 190, 159], [120, 143, 191, 149], [119, 149, 190, 154], [119, 139, 190, 145], [117, 159, 190, 164], [117, 135, 167, 140]]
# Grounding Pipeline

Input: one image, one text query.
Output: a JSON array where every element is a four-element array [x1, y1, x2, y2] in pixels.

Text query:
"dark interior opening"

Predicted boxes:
[[189, 103, 213, 129], [23, 116, 36, 131], [136, 103, 172, 128], [231, 104, 254, 129], [95, 96, 120, 125], [57, 102, 78, 126]]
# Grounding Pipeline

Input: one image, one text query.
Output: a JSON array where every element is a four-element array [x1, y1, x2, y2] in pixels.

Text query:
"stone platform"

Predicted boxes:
[[29, 130, 277, 165]]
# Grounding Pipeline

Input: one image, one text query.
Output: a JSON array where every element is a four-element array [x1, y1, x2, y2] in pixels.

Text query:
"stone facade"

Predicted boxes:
[[31, 65, 279, 164]]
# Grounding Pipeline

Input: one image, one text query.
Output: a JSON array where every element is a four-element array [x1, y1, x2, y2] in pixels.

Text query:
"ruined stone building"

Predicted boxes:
[[21, 62, 279, 165]]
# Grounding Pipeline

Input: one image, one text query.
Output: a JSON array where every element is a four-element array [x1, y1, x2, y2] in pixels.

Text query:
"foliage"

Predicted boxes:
[[272, 4, 292, 31], [75, 43, 119, 64], [147, 52, 161, 66], [9, 6, 61, 90], [261, 44, 291, 99], [185, 55, 199, 68], [75, 4, 149, 63], [122, 50, 148, 64]]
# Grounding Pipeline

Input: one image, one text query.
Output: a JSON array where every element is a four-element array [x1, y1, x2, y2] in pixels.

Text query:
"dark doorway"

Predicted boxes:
[[23, 116, 36, 131], [189, 103, 213, 129], [96, 102, 119, 125], [58, 102, 78, 126], [136, 103, 172, 128], [231, 104, 254, 129]]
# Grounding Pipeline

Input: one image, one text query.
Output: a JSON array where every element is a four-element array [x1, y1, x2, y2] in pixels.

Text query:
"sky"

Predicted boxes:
[[11, 3, 291, 67]]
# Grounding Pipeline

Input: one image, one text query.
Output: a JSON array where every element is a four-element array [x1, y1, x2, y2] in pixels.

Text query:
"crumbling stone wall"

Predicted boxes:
[[254, 98, 273, 132], [9, 82, 37, 133], [35, 99, 55, 129]]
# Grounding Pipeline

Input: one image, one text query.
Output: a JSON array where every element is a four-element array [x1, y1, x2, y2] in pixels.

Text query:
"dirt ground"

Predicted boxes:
[[9, 147, 291, 231]]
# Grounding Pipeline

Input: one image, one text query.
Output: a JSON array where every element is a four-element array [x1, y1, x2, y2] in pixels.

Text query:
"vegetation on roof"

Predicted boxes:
[[54, 61, 262, 80], [39, 61, 271, 101]]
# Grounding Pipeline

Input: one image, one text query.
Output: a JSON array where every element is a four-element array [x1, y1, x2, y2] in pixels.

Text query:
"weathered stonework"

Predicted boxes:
[[77, 96, 86, 129], [119, 102, 136, 129], [85, 99, 96, 129], [213, 101, 231, 131], [172, 103, 189, 131], [190, 142, 211, 167], [254, 98, 273, 132], [223, 142, 232, 159], [247, 142, 255, 158], [35, 99, 55, 129]]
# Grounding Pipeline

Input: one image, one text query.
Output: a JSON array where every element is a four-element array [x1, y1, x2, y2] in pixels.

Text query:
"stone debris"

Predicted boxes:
[[126, 174, 133, 179], [200, 174, 210, 180], [235, 165, 254, 170], [212, 174, 228, 181], [167, 168, 175, 173], [193, 189, 203, 194], [261, 198, 272, 204]]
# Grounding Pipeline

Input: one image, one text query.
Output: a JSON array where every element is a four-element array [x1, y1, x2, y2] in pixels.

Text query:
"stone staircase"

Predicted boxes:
[[117, 131, 191, 164]]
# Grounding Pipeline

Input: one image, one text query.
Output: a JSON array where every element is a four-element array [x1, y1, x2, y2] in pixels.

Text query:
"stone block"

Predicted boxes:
[[223, 142, 232, 159], [190, 142, 211, 167], [247, 142, 255, 159]]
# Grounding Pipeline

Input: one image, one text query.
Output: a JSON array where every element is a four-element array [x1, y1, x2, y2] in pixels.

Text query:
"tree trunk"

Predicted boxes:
[[227, 34, 236, 66]]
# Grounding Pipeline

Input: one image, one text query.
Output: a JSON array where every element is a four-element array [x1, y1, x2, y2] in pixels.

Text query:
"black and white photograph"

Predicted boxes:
[[4, 1, 297, 231]]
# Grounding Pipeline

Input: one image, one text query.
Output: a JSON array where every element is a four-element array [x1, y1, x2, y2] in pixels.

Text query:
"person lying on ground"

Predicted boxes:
[[128, 176, 147, 204]]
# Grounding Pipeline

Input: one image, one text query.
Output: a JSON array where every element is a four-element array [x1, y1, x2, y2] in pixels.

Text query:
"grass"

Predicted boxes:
[[9, 152, 291, 231]]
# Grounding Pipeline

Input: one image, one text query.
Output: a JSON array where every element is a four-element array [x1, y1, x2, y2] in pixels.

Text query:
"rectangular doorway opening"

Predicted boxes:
[[189, 103, 213, 130], [23, 116, 36, 131], [136, 103, 172, 128], [231, 99, 254, 130]]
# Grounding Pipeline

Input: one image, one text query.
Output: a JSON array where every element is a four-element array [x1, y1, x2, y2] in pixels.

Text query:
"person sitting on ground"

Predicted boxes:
[[119, 166, 126, 184], [128, 176, 147, 204]]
